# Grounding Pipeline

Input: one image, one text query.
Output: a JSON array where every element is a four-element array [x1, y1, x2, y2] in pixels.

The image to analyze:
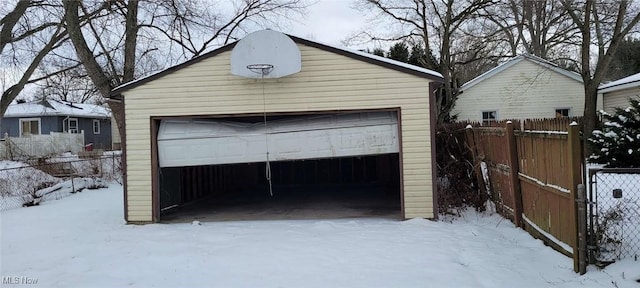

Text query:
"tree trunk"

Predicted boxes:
[[582, 80, 599, 154], [63, 0, 126, 144]]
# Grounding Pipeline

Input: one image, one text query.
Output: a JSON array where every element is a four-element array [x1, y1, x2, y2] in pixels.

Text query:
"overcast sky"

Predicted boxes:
[[284, 0, 369, 48]]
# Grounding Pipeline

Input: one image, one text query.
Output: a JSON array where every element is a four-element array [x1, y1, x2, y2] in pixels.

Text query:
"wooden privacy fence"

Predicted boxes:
[[465, 118, 583, 273]]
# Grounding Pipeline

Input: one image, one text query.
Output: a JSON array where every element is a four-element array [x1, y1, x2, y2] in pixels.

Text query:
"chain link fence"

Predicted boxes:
[[0, 152, 122, 211], [588, 168, 640, 263]]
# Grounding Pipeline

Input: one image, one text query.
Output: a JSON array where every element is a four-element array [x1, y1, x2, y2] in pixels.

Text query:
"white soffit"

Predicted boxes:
[[157, 112, 399, 167], [230, 29, 302, 78]]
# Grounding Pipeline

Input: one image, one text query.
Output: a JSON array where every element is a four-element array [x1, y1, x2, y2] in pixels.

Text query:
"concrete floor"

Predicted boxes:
[[161, 186, 401, 223]]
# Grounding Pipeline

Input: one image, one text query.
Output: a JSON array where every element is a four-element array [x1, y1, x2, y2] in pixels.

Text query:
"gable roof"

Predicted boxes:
[[460, 54, 583, 92], [599, 72, 640, 94], [4, 99, 111, 119], [110, 32, 443, 97]]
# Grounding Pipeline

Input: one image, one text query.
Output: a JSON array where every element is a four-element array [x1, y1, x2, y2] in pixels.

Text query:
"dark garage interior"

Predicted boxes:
[[159, 154, 402, 222]]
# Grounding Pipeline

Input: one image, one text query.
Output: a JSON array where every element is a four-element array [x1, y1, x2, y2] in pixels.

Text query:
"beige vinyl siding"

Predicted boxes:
[[122, 43, 435, 222], [603, 87, 640, 113], [454, 60, 586, 122]]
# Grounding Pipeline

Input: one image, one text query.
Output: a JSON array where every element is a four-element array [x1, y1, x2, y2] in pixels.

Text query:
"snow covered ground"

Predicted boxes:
[[589, 170, 640, 261], [1, 184, 638, 288]]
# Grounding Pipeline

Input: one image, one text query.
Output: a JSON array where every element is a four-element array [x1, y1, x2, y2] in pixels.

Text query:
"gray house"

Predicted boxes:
[[0, 99, 112, 150]]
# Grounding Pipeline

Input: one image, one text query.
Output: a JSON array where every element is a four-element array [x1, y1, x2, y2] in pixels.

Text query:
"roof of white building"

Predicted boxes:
[[599, 72, 640, 94], [460, 54, 583, 92]]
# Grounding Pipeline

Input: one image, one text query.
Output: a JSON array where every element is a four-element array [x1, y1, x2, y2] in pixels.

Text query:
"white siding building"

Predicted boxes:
[[453, 54, 597, 123], [599, 72, 640, 113]]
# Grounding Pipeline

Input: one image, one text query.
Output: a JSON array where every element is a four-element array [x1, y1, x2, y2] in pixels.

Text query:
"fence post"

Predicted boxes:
[[567, 122, 582, 273], [505, 121, 523, 228], [577, 184, 587, 275], [465, 125, 487, 196]]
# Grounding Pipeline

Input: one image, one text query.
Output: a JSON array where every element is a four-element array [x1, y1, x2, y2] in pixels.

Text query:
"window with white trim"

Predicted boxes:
[[555, 108, 571, 118], [481, 111, 498, 125], [19, 118, 41, 136], [93, 119, 101, 134], [64, 118, 79, 133]]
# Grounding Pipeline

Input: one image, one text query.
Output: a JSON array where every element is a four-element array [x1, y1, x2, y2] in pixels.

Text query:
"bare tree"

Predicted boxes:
[[63, 0, 307, 140], [481, 0, 580, 61], [563, 0, 640, 143], [0, 0, 108, 118], [357, 0, 494, 123], [33, 64, 100, 104]]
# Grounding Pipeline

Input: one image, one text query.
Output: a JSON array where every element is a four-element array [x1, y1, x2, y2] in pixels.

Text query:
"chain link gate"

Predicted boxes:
[[588, 168, 640, 264]]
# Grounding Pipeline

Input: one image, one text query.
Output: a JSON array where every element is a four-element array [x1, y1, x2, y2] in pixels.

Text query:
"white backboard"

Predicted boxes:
[[230, 30, 302, 78]]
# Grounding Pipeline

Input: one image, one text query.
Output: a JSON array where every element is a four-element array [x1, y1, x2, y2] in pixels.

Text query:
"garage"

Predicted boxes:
[[110, 29, 443, 223]]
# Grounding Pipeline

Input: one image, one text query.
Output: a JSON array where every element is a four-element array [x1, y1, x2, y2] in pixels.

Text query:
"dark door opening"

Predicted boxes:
[[159, 154, 401, 222]]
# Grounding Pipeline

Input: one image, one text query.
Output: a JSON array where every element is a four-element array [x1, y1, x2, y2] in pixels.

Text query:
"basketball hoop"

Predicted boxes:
[[247, 64, 274, 76], [230, 30, 300, 79]]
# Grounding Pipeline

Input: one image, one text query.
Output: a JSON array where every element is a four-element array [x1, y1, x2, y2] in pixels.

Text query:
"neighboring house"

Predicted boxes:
[[109, 30, 444, 223], [0, 99, 112, 150], [599, 72, 640, 113], [453, 54, 600, 124]]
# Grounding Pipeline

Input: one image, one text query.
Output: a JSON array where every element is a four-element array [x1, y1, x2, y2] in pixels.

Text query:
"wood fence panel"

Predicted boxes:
[[472, 127, 517, 218], [465, 118, 583, 272]]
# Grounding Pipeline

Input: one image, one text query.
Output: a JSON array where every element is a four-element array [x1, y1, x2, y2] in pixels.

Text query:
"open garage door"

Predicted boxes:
[[157, 111, 402, 222], [157, 111, 399, 167]]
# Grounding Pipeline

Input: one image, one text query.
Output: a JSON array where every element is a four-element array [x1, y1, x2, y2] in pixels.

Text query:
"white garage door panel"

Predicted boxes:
[[158, 112, 399, 167]]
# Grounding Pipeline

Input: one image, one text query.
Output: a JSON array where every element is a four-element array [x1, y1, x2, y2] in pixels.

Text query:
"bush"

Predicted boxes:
[[588, 98, 640, 168], [436, 123, 488, 216]]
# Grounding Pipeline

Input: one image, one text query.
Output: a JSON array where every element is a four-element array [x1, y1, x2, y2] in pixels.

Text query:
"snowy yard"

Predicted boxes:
[[590, 170, 640, 261], [1, 184, 638, 287]]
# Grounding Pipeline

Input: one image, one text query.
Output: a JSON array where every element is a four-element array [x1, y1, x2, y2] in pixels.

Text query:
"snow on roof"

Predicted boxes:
[[599, 72, 640, 94], [296, 35, 444, 79], [460, 54, 583, 92], [112, 31, 443, 95], [3, 100, 111, 118]]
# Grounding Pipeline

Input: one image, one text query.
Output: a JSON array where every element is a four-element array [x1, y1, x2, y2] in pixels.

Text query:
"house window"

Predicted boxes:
[[93, 119, 101, 134], [555, 108, 571, 118], [64, 118, 79, 133], [19, 118, 41, 136], [482, 111, 498, 125]]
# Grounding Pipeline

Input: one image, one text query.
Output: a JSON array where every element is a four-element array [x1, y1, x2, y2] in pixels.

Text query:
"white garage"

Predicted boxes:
[[110, 30, 443, 223]]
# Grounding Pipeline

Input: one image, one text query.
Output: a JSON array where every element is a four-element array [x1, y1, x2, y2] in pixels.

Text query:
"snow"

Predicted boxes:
[[2, 185, 639, 287], [588, 168, 640, 262], [4, 99, 111, 118], [518, 173, 570, 194], [605, 121, 623, 128], [0, 161, 62, 211], [522, 130, 569, 135], [322, 40, 444, 79], [522, 215, 572, 254], [599, 72, 640, 93]]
